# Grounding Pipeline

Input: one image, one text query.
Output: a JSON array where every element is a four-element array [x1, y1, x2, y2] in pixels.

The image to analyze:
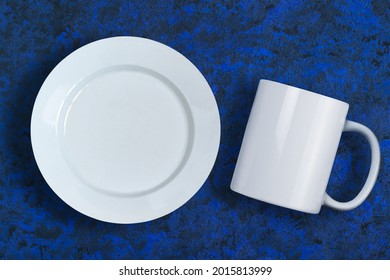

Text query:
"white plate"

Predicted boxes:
[[31, 37, 220, 224]]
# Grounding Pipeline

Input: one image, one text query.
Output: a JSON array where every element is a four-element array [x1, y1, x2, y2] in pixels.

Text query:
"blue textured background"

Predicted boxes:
[[0, 0, 389, 259]]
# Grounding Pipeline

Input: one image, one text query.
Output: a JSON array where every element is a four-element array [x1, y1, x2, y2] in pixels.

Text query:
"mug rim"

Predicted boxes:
[[260, 79, 350, 108]]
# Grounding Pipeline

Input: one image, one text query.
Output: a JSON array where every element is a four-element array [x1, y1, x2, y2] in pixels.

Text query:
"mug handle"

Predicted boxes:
[[323, 120, 381, 211]]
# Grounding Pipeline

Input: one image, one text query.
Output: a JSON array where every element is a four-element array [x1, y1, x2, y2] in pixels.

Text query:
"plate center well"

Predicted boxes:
[[58, 66, 192, 196]]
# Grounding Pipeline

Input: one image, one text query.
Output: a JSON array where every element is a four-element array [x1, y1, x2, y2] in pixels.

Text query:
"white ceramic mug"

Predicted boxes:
[[231, 80, 380, 214]]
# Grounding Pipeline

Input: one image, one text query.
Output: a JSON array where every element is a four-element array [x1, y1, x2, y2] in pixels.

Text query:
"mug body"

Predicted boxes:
[[231, 80, 349, 213]]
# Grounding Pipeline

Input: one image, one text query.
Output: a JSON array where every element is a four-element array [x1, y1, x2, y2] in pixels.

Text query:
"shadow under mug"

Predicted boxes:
[[231, 80, 380, 214]]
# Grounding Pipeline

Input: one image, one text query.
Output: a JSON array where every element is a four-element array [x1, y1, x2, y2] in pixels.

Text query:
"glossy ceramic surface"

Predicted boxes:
[[31, 37, 220, 223], [231, 80, 380, 214]]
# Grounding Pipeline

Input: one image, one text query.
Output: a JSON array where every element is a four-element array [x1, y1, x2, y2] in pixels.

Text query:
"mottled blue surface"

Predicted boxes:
[[0, 0, 389, 259]]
